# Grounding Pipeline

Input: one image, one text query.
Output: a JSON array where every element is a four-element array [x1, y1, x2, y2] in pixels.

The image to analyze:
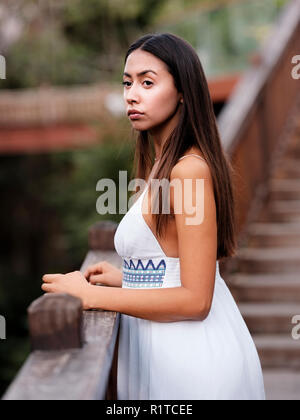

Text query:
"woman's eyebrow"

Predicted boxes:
[[123, 70, 158, 77]]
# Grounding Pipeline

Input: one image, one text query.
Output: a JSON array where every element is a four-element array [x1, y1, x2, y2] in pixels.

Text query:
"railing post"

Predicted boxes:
[[28, 293, 83, 351], [88, 220, 118, 250]]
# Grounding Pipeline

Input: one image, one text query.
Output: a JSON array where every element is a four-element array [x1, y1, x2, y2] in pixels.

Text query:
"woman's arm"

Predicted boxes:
[[85, 284, 207, 322], [168, 157, 217, 320]]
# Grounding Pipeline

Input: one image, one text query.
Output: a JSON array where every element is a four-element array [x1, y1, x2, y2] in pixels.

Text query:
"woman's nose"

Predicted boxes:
[[125, 82, 140, 104]]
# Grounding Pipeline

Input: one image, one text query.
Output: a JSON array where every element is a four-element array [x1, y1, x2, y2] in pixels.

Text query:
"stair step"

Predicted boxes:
[[236, 247, 300, 273], [247, 222, 300, 247], [262, 368, 300, 399], [228, 273, 300, 302], [273, 159, 300, 179], [285, 147, 300, 159], [270, 180, 300, 200], [254, 335, 300, 369], [260, 200, 300, 223], [238, 302, 300, 334]]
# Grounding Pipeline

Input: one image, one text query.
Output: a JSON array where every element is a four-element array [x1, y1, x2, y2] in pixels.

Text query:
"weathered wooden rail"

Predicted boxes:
[[2, 221, 122, 400], [2, 0, 300, 400]]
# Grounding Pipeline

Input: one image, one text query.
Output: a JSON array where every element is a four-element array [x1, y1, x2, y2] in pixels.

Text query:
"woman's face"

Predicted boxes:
[[123, 49, 182, 137]]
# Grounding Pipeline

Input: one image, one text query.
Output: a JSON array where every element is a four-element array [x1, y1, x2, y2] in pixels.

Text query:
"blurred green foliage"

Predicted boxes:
[[63, 0, 166, 47], [41, 135, 135, 264], [1, 0, 169, 88], [3, 30, 97, 88]]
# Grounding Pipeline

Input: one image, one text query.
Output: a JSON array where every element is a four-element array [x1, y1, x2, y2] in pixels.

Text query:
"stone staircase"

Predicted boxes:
[[227, 117, 300, 399]]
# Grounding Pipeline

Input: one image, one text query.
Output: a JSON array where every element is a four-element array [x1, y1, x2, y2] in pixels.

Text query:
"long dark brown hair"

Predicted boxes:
[[124, 32, 236, 260]]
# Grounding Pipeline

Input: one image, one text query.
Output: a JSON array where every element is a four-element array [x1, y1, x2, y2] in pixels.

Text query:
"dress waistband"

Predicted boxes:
[[121, 256, 180, 289]]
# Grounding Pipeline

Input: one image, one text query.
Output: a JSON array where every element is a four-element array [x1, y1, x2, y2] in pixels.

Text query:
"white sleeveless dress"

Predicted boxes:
[[114, 154, 266, 400]]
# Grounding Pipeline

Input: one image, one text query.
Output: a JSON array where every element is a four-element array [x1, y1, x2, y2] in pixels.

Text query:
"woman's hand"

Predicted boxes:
[[41, 271, 92, 310], [84, 261, 122, 287]]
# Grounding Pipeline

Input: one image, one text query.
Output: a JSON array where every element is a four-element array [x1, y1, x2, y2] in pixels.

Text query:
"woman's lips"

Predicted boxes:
[[129, 113, 144, 120]]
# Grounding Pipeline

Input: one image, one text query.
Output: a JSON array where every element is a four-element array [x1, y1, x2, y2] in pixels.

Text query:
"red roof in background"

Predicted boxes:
[[0, 124, 99, 154], [208, 73, 241, 103]]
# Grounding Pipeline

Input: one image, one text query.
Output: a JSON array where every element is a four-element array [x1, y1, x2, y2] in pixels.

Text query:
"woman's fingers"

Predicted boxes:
[[42, 282, 54, 292], [89, 274, 105, 285], [84, 264, 97, 277], [84, 263, 104, 278], [42, 274, 63, 283]]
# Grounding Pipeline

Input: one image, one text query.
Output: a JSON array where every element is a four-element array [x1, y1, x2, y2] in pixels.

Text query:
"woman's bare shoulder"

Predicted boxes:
[[171, 153, 211, 181]]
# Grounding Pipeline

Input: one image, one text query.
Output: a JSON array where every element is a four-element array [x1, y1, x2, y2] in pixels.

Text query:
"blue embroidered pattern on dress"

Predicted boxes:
[[123, 258, 166, 288]]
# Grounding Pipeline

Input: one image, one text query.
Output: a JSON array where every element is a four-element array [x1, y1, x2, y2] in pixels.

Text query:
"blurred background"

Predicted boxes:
[[0, 0, 298, 399]]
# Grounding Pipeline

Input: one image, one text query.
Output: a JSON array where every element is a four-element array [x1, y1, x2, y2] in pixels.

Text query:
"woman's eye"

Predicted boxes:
[[122, 81, 153, 87]]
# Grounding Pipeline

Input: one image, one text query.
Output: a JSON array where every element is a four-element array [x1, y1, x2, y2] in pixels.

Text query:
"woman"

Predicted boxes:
[[42, 33, 266, 400]]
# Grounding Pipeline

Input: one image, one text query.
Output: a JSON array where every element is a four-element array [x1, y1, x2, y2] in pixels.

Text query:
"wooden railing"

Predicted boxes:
[[2, 0, 300, 400], [2, 222, 122, 400], [0, 83, 124, 127]]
